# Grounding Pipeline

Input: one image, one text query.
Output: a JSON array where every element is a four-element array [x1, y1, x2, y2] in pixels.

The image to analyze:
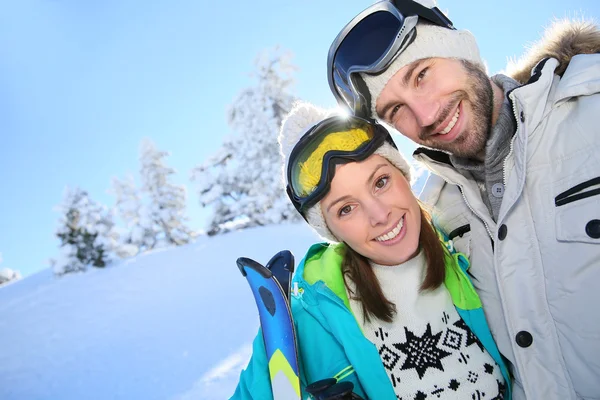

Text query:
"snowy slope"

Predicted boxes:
[[0, 223, 321, 400]]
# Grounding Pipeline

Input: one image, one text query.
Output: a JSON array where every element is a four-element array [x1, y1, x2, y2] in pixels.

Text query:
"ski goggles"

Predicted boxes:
[[285, 115, 397, 215], [327, 0, 454, 116]]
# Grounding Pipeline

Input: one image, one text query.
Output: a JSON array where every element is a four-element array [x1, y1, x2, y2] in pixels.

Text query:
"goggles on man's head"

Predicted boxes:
[[327, 0, 454, 117], [286, 115, 397, 215]]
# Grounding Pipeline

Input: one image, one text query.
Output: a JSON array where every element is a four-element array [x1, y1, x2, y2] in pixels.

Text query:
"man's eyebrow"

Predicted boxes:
[[402, 59, 427, 87], [378, 99, 396, 120], [376, 59, 427, 118]]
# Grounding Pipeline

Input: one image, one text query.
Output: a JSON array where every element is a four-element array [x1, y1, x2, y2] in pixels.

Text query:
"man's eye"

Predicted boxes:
[[389, 105, 402, 120]]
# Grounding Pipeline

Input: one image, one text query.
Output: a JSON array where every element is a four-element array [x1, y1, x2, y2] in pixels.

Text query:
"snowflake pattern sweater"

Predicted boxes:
[[348, 251, 506, 400]]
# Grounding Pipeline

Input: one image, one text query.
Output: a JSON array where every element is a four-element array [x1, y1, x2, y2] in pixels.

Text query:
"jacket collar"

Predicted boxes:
[[294, 242, 352, 309]]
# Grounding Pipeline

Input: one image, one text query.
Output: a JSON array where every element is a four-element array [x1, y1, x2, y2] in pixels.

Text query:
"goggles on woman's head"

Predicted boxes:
[[286, 115, 397, 215], [327, 0, 454, 117]]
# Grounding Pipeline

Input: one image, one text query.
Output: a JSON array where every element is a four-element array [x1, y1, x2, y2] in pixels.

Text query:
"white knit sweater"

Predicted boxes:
[[348, 251, 506, 399]]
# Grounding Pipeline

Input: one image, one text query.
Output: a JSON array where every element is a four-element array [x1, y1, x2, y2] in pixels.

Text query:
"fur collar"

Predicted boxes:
[[506, 19, 600, 84]]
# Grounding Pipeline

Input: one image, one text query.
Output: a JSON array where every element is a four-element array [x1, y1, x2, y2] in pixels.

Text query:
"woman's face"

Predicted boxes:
[[321, 154, 421, 266]]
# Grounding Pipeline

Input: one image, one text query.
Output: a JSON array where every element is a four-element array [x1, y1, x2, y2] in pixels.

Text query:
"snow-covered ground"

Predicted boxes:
[[0, 169, 430, 400], [0, 223, 320, 400]]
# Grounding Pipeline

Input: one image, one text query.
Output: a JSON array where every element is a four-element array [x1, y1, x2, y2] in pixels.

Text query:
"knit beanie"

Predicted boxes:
[[361, 0, 485, 117], [279, 101, 412, 243]]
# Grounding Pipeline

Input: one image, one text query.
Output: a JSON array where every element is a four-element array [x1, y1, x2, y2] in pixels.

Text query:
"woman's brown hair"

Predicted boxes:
[[341, 205, 447, 323]]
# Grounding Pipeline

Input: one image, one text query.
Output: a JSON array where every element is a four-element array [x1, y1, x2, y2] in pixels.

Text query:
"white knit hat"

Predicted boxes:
[[361, 0, 484, 117], [278, 101, 412, 243]]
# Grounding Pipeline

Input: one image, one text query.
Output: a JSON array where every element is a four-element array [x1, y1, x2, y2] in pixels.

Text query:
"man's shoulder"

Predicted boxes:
[[505, 19, 600, 85], [555, 53, 600, 100]]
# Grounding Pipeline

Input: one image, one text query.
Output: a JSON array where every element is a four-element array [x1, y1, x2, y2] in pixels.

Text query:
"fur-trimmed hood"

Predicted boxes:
[[506, 18, 600, 84]]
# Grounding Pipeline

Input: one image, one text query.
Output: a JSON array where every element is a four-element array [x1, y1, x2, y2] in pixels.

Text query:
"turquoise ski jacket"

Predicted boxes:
[[232, 239, 511, 399]]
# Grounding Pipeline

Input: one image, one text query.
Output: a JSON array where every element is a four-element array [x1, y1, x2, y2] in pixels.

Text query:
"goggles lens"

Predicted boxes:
[[287, 117, 393, 213], [330, 10, 404, 115], [333, 11, 403, 81]]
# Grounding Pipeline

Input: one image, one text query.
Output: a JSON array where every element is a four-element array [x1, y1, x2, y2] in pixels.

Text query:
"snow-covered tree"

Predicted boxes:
[[110, 175, 150, 256], [139, 139, 195, 247], [0, 253, 22, 286], [0, 268, 21, 285], [192, 47, 302, 235], [52, 187, 119, 275]]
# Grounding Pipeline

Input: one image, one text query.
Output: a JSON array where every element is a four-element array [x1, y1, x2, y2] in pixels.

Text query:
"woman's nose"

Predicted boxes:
[[368, 198, 391, 226]]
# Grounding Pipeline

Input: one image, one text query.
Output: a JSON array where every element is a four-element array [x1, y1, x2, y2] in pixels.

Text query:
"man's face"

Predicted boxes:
[[375, 58, 494, 158]]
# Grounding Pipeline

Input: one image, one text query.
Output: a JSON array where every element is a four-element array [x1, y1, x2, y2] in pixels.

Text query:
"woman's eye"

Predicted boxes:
[[375, 176, 389, 189], [416, 67, 428, 84], [338, 204, 353, 216]]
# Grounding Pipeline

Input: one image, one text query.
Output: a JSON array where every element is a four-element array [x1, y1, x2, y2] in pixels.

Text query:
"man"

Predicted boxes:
[[327, 0, 600, 399]]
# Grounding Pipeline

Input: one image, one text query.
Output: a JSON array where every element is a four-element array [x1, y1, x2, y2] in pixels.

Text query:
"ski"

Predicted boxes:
[[237, 250, 300, 400], [266, 250, 294, 300]]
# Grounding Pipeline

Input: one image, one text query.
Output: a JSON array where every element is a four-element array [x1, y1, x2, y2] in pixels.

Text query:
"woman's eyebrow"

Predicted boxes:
[[367, 164, 388, 184], [325, 163, 388, 213], [326, 195, 351, 213]]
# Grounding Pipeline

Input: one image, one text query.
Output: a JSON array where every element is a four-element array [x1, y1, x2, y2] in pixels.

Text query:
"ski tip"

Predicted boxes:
[[266, 250, 295, 274], [236, 257, 273, 279], [236, 257, 250, 277]]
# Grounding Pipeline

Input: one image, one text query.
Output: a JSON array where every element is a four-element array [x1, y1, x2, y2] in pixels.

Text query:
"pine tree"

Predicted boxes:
[[110, 175, 151, 255], [139, 139, 196, 247], [0, 253, 22, 285], [192, 48, 302, 235], [52, 187, 118, 275]]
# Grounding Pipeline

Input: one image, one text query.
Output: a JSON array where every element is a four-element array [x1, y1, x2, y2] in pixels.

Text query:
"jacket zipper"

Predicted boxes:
[[503, 94, 520, 186], [458, 184, 494, 239]]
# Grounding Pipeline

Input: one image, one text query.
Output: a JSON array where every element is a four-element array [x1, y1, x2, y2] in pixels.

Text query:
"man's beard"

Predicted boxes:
[[419, 60, 494, 159]]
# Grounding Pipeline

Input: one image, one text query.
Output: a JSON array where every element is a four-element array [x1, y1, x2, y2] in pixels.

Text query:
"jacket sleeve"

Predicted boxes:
[[230, 329, 273, 400]]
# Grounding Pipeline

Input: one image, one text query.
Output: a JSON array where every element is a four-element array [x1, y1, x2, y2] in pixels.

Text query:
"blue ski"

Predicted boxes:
[[237, 250, 300, 400]]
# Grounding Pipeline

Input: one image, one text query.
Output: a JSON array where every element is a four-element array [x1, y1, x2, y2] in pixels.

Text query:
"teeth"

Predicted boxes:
[[439, 108, 460, 135], [376, 217, 404, 242]]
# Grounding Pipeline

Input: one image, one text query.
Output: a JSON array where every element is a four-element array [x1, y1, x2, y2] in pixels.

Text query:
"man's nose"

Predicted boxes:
[[411, 96, 440, 128]]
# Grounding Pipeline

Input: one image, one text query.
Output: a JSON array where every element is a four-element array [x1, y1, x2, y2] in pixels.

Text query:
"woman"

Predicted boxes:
[[232, 102, 511, 399]]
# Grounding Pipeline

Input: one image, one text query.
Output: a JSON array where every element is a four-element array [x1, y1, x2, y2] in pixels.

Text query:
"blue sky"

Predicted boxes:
[[1, 0, 597, 276]]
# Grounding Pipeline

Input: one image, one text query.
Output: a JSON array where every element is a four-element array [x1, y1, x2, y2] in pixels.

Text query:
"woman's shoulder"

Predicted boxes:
[[294, 242, 345, 285]]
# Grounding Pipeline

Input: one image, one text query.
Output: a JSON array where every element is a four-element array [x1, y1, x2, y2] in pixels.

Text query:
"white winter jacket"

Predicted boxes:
[[415, 24, 600, 400]]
